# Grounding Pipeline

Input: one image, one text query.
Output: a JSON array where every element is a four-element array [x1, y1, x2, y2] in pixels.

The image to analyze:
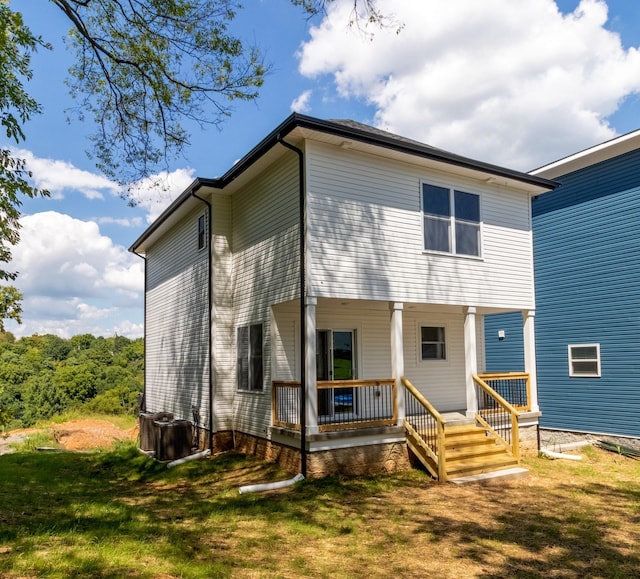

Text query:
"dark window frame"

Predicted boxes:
[[198, 214, 207, 251], [422, 182, 481, 257], [421, 326, 447, 361], [237, 324, 264, 391]]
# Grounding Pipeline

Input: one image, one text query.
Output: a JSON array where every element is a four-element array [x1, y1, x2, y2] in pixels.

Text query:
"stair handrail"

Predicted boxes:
[[472, 374, 520, 461], [401, 376, 447, 482]]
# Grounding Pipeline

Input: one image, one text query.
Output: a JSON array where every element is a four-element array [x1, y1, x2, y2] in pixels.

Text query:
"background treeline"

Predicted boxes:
[[0, 333, 143, 430]]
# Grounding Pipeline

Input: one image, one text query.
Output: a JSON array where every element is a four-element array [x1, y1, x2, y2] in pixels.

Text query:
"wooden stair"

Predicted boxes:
[[444, 423, 519, 479], [406, 421, 522, 482]]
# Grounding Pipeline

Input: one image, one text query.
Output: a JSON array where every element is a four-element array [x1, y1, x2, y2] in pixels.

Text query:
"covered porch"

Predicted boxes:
[[269, 298, 540, 479]]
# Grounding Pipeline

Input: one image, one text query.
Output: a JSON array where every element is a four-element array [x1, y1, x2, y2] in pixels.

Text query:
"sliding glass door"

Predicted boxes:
[[317, 330, 356, 417]]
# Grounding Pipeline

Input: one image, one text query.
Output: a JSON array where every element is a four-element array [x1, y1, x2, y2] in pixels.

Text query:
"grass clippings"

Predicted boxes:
[[0, 441, 639, 578]]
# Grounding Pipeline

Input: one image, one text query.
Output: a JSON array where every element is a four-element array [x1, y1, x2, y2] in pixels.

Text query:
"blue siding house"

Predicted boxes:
[[486, 131, 640, 438]]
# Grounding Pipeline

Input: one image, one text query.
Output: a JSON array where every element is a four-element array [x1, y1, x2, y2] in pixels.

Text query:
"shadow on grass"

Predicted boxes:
[[1, 445, 639, 577]]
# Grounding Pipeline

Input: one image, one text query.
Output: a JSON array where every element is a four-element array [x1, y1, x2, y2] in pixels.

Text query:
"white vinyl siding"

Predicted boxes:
[[403, 310, 468, 411], [145, 207, 210, 428], [210, 195, 235, 430], [230, 154, 300, 436], [305, 141, 534, 310]]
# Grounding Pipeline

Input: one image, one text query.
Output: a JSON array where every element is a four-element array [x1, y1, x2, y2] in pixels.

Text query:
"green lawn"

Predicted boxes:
[[1, 441, 639, 578]]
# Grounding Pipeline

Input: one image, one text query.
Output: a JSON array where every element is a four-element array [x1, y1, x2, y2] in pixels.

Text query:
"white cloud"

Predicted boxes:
[[96, 216, 144, 228], [12, 147, 193, 224], [298, 0, 640, 169], [13, 148, 120, 200], [7, 212, 144, 338], [127, 168, 196, 223], [291, 90, 313, 113]]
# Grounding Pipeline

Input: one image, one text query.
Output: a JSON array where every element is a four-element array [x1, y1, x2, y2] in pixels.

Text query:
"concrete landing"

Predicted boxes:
[[449, 467, 529, 485]]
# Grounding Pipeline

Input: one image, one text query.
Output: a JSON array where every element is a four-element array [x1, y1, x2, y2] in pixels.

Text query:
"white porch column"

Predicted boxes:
[[305, 296, 319, 434], [390, 302, 405, 425], [464, 306, 479, 417], [523, 310, 539, 412]]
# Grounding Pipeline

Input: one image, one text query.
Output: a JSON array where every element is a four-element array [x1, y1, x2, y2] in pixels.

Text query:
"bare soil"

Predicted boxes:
[[0, 419, 138, 454]]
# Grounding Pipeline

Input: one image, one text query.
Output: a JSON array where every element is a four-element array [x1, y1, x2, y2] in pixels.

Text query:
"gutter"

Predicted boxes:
[[277, 134, 307, 478]]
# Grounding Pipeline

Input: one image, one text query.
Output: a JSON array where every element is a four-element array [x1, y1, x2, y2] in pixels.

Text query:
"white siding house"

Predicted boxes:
[[131, 114, 556, 478]]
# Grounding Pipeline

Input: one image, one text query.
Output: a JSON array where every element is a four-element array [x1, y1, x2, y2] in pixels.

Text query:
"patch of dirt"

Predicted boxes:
[[0, 419, 138, 454], [52, 419, 138, 451]]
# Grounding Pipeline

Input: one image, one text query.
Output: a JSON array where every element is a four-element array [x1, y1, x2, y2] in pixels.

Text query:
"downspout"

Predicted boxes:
[[131, 249, 147, 413], [277, 135, 307, 478], [191, 189, 214, 453]]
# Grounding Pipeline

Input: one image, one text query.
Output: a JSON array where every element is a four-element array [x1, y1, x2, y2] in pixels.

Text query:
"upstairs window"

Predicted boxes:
[[237, 324, 263, 391], [422, 183, 481, 256], [198, 214, 207, 251], [568, 344, 601, 377]]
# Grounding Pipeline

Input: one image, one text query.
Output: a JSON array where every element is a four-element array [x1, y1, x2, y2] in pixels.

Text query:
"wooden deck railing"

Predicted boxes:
[[401, 376, 447, 481], [476, 372, 531, 411], [473, 374, 520, 461], [272, 378, 397, 432]]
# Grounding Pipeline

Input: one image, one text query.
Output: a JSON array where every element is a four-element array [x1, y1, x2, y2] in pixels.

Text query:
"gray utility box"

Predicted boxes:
[[139, 412, 173, 452], [154, 419, 194, 461]]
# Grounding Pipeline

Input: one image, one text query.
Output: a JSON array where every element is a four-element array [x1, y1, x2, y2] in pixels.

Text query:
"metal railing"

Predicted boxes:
[[401, 376, 446, 481], [473, 374, 520, 460], [272, 379, 397, 432], [272, 381, 301, 430], [477, 372, 530, 411]]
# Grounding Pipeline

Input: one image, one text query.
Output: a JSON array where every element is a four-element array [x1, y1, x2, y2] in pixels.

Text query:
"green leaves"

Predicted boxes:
[[55, 0, 267, 184], [0, 2, 50, 322]]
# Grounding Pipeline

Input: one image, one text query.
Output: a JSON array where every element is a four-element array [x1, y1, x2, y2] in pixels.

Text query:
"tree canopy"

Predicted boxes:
[[0, 0, 384, 330], [0, 332, 144, 430]]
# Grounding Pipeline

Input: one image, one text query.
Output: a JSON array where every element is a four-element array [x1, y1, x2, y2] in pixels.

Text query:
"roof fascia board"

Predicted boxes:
[[531, 129, 640, 179], [128, 177, 221, 252], [217, 113, 558, 190]]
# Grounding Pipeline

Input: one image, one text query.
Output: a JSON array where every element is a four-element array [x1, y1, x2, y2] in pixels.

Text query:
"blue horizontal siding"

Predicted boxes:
[[532, 147, 640, 437], [484, 312, 525, 372]]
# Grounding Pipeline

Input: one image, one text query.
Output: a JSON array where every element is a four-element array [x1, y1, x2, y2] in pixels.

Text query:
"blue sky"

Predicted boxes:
[[5, 0, 640, 338]]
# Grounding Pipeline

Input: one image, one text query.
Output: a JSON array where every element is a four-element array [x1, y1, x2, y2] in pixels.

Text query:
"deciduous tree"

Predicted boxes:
[[0, 0, 384, 328]]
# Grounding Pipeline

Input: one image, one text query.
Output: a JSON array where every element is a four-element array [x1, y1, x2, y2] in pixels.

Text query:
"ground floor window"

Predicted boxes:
[[237, 324, 263, 391], [421, 326, 446, 360], [568, 344, 600, 377]]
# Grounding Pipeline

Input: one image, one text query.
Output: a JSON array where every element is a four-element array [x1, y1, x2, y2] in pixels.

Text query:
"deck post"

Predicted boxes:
[[464, 306, 479, 417], [305, 296, 319, 434], [522, 309, 539, 412], [390, 302, 405, 424]]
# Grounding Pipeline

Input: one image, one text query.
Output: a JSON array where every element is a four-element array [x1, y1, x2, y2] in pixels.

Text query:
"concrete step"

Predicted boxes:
[[449, 467, 529, 485]]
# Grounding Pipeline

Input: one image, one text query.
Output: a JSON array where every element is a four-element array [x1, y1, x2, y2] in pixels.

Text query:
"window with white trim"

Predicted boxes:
[[422, 183, 481, 256], [197, 214, 207, 251], [568, 344, 601, 377], [421, 326, 446, 360], [237, 324, 263, 391]]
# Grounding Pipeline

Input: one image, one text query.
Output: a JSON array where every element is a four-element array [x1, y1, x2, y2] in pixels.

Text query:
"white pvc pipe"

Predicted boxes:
[[540, 448, 582, 461], [167, 448, 211, 469], [239, 473, 305, 494]]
